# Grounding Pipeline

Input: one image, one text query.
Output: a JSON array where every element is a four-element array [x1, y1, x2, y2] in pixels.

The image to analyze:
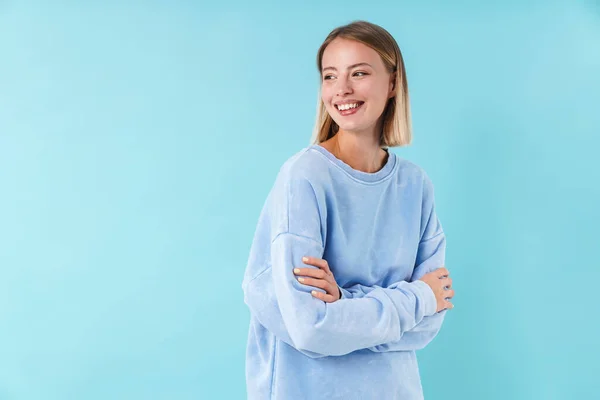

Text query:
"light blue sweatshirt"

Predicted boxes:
[[242, 144, 447, 400]]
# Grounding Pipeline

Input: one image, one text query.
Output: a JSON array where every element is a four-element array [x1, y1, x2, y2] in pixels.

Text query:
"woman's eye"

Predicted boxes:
[[323, 72, 367, 81]]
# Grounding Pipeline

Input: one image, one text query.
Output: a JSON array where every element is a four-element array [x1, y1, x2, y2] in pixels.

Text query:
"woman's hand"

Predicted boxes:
[[419, 267, 454, 312], [293, 256, 340, 303]]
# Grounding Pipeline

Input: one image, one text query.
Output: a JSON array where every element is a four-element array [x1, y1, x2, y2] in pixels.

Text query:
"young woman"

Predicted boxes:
[[242, 20, 454, 400]]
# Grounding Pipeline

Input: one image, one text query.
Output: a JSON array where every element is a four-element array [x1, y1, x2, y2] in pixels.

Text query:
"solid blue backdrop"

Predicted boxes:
[[1, 1, 599, 399]]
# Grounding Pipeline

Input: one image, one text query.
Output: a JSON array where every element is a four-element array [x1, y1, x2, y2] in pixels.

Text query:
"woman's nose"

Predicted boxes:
[[336, 77, 353, 95]]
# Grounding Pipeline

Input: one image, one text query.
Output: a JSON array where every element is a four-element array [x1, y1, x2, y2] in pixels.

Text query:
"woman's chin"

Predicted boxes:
[[335, 122, 371, 134]]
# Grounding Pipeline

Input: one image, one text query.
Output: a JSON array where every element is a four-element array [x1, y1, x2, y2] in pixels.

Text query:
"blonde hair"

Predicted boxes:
[[310, 20, 412, 148]]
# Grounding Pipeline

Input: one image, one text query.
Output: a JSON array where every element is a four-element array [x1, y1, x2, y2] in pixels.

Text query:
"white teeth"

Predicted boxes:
[[337, 102, 361, 111]]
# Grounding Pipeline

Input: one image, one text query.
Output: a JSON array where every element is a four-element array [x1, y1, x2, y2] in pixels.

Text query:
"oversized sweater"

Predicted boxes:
[[242, 144, 447, 400]]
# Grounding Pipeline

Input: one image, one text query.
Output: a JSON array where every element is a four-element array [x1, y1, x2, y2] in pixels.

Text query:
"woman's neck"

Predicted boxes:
[[321, 131, 388, 173]]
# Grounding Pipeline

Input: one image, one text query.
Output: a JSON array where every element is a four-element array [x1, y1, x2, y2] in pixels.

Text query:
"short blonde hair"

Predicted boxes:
[[311, 20, 412, 148]]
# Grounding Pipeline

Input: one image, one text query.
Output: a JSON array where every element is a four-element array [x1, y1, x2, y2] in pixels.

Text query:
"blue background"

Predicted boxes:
[[1, 1, 599, 399]]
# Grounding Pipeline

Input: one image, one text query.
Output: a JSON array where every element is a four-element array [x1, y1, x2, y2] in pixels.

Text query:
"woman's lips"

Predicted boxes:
[[336, 102, 364, 116]]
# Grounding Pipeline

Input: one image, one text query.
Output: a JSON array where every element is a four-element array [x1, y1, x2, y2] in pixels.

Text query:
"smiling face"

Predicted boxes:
[[320, 38, 396, 138]]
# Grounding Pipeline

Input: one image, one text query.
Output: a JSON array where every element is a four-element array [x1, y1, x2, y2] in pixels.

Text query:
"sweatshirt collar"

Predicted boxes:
[[309, 144, 396, 183]]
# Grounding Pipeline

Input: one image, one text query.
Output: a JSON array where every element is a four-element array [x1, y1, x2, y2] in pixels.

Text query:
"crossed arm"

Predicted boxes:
[[242, 227, 446, 358], [242, 174, 448, 358]]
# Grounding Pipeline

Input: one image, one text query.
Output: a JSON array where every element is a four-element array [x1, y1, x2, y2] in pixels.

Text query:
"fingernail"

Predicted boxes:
[[298, 277, 305, 282], [302, 257, 308, 262], [311, 290, 317, 296]]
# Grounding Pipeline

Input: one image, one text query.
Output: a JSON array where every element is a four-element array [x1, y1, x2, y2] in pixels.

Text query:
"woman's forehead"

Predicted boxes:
[[322, 39, 381, 69]]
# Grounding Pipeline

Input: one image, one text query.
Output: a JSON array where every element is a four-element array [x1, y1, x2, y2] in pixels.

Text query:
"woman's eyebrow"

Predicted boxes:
[[322, 62, 373, 72]]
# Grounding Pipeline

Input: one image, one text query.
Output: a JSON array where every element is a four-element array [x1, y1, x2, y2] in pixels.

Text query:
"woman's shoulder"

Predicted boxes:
[[394, 156, 433, 185], [276, 145, 328, 183], [264, 146, 333, 207]]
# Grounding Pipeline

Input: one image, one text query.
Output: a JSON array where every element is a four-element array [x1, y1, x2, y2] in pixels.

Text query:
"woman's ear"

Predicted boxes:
[[389, 75, 396, 98]]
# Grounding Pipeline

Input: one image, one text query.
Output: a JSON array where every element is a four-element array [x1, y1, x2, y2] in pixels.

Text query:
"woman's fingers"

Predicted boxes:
[[437, 267, 449, 278], [441, 276, 454, 300], [293, 267, 327, 279], [295, 258, 340, 302], [442, 276, 452, 288], [298, 278, 338, 301], [302, 256, 332, 274], [298, 276, 329, 290], [444, 288, 455, 299], [311, 290, 336, 303], [419, 266, 455, 312]]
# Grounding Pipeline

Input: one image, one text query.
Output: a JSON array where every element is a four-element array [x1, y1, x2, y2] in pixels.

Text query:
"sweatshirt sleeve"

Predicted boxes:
[[340, 231, 447, 352], [243, 265, 329, 358], [270, 232, 437, 356], [243, 232, 442, 357], [243, 229, 442, 357]]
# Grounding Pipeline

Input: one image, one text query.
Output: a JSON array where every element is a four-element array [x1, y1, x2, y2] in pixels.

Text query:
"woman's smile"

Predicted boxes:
[[336, 101, 365, 116]]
